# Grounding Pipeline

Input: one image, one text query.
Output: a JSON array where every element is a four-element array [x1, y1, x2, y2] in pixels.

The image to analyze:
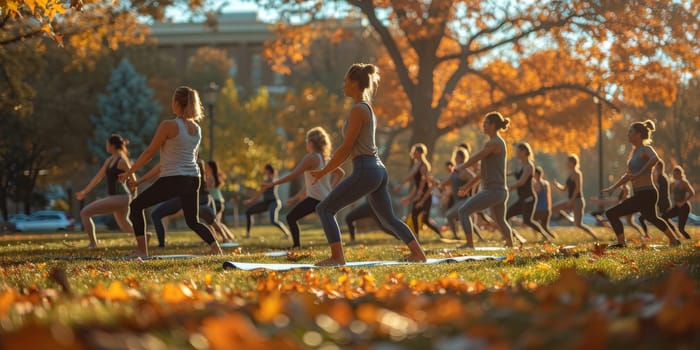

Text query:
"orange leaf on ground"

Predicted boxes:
[[91, 281, 130, 302], [161, 283, 194, 303], [254, 292, 284, 323], [1, 323, 87, 350]]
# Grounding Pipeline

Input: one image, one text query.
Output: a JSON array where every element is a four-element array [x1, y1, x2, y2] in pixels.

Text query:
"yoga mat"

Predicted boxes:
[[220, 242, 240, 248], [263, 251, 288, 257], [223, 255, 505, 271], [43, 254, 201, 262]]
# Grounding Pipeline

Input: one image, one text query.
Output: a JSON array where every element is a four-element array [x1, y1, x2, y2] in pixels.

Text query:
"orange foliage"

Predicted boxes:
[[263, 0, 698, 152]]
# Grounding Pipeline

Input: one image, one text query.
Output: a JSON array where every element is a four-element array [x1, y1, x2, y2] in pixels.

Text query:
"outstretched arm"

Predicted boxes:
[[75, 158, 110, 200], [455, 140, 497, 171], [120, 120, 176, 180]]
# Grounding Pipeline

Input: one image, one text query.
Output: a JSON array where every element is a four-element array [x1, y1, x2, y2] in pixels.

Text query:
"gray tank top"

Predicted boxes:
[[342, 102, 377, 158], [481, 136, 507, 190], [160, 118, 201, 177]]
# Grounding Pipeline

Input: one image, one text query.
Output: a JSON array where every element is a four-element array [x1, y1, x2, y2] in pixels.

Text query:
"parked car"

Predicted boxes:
[[7, 214, 29, 225], [13, 210, 75, 232]]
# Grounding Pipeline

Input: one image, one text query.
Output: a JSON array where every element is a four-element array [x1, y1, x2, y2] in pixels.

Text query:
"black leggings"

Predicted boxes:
[[605, 188, 669, 236], [345, 202, 395, 240], [150, 194, 215, 247], [245, 199, 290, 236], [286, 197, 320, 248], [663, 203, 691, 238], [638, 203, 670, 235], [410, 198, 441, 237], [129, 176, 216, 245], [506, 196, 551, 238]]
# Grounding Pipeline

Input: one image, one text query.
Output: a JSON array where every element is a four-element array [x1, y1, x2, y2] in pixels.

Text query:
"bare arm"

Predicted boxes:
[[310, 105, 367, 181], [270, 154, 319, 187], [75, 158, 110, 200], [120, 120, 177, 179], [330, 167, 345, 187], [603, 172, 632, 194], [509, 162, 533, 191], [135, 165, 161, 186], [455, 140, 498, 171]]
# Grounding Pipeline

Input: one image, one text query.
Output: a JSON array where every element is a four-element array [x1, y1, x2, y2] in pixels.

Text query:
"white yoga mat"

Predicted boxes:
[[222, 255, 505, 271]]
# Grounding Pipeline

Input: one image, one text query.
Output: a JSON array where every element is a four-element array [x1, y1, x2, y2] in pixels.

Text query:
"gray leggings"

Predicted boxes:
[[458, 188, 512, 238], [316, 155, 417, 244]]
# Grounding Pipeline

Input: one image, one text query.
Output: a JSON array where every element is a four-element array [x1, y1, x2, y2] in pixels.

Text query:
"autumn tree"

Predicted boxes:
[[260, 0, 699, 156]]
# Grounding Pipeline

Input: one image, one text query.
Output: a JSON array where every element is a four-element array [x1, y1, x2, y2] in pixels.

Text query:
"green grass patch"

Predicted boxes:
[[1, 224, 699, 349]]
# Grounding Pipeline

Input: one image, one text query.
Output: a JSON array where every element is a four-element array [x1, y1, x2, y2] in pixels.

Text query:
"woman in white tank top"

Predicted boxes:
[[262, 127, 344, 249], [119, 86, 222, 257]]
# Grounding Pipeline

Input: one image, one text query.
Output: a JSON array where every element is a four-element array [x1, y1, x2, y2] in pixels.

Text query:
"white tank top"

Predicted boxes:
[[160, 118, 201, 177], [303, 152, 332, 201]]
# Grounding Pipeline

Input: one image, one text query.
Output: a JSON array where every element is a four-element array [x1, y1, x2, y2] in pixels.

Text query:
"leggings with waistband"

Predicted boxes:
[[605, 187, 670, 236], [458, 188, 512, 239], [129, 176, 216, 245], [316, 155, 418, 244]]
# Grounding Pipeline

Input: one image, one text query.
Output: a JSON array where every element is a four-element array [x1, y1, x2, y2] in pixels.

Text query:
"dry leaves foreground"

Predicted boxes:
[[1, 249, 700, 349]]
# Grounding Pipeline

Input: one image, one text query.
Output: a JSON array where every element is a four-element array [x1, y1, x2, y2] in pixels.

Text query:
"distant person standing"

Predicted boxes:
[[532, 166, 556, 239], [551, 154, 599, 240], [506, 142, 554, 242], [311, 63, 427, 266], [244, 164, 292, 239], [663, 165, 695, 239], [394, 143, 443, 240], [119, 86, 222, 257], [75, 134, 139, 248], [603, 120, 680, 247]]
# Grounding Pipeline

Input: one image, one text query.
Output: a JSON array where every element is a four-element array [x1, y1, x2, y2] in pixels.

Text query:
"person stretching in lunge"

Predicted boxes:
[[310, 63, 427, 266]]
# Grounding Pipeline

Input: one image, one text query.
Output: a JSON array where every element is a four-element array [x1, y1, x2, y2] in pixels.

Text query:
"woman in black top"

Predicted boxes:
[[75, 134, 138, 248], [506, 143, 555, 242], [243, 164, 291, 239], [551, 154, 599, 240], [395, 143, 442, 240]]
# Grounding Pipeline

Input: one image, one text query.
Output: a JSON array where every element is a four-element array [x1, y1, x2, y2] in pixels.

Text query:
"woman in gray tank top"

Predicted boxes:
[[453, 112, 516, 248], [119, 86, 222, 257], [310, 63, 427, 266]]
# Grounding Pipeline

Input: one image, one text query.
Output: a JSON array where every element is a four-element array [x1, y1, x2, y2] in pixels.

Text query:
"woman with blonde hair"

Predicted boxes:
[[119, 86, 222, 257], [262, 127, 344, 249]]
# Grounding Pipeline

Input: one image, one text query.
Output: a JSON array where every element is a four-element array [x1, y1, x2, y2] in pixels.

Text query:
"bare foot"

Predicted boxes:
[[208, 243, 223, 255], [315, 257, 346, 266], [128, 250, 148, 259], [404, 253, 426, 263]]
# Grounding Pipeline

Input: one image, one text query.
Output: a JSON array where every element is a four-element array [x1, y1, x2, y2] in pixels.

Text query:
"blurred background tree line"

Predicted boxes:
[[0, 0, 697, 220]]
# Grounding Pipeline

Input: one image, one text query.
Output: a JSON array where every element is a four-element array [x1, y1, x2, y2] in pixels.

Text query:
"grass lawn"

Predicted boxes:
[[1, 223, 699, 349]]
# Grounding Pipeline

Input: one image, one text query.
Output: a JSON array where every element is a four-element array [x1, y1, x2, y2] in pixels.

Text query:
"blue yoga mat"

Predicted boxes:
[[222, 255, 505, 271]]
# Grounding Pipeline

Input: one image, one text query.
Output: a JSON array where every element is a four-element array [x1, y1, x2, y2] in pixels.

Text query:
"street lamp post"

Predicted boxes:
[[594, 95, 604, 210], [202, 82, 220, 161]]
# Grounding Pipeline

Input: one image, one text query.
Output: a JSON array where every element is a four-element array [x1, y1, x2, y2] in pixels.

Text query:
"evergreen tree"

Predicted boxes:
[[89, 58, 160, 160]]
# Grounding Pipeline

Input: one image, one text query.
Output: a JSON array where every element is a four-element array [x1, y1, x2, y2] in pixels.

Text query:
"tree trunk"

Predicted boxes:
[[408, 99, 440, 161]]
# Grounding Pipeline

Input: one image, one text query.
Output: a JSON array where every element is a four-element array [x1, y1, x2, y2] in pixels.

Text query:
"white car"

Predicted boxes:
[[13, 210, 75, 232]]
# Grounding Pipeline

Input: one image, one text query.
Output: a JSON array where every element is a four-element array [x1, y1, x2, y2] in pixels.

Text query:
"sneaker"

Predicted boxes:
[[608, 243, 626, 249]]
